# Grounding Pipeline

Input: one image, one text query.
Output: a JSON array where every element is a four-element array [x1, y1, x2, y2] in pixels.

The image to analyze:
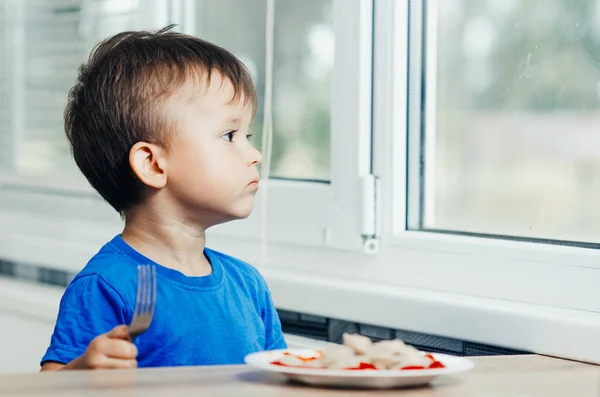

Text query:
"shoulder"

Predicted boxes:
[[68, 236, 138, 301]]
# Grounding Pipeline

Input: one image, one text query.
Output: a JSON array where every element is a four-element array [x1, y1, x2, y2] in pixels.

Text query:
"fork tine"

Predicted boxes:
[[149, 265, 157, 317], [133, 265, 143, 319], [142, 264, 151, 315], [143, 265, 155, 316], [128, 264, 157, 340]]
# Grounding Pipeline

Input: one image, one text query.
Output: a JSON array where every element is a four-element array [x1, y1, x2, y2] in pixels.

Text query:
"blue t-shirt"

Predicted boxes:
[[41, 235, 287, 367]]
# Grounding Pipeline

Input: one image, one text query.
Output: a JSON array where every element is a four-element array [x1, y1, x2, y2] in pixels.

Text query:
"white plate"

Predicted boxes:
[[244, 348, 475, 389]]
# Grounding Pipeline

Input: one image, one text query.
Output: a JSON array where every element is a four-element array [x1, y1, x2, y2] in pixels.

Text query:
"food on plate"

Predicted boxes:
[[271, 333, 446, 371]]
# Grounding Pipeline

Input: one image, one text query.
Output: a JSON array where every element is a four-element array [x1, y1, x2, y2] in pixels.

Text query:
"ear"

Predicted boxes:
[[129, 142, 168, 189]]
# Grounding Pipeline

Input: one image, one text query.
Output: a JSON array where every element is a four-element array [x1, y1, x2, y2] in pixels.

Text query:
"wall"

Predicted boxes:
[[0, 276, 60, 373], [0, 310, 54, 373]]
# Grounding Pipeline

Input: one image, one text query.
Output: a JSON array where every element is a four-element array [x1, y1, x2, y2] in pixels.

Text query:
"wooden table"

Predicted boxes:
[[0, 355, 598, 396]]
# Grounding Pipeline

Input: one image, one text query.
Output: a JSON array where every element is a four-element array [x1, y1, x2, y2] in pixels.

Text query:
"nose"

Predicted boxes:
[[247, 144, 262, 166]]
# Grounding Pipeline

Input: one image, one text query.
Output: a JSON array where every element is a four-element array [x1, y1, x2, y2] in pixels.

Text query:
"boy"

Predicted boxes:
[[40, 25, 286, 371]]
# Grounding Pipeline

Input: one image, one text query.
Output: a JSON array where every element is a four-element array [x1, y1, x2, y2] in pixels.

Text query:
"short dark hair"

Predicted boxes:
[[64, 24, 257, 215]]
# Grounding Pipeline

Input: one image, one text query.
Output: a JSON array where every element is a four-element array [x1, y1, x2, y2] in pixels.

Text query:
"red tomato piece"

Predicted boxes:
[[429, 361, 446, 369], [400, 366, 426, 370], [345, 362, 377, 370]]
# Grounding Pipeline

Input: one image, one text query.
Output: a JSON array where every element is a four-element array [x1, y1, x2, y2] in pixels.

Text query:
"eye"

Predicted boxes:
[[221, 130, 237, 142]]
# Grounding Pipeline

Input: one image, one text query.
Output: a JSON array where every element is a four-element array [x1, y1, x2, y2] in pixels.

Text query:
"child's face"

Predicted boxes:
[[162, 73, 262, 226]]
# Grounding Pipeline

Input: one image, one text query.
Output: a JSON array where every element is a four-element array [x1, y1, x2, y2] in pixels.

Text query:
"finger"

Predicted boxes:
[[102, 339, 138, 359], [97, 358, 138, 370], [106, 324, 130, 340]]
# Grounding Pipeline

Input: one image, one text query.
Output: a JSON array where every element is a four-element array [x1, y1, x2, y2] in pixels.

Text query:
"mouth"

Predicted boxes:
[[248, 177, 260, 188]]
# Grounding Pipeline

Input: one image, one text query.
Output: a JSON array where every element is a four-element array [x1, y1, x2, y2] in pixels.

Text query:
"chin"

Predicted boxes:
[[214, 201, 254, 225], [206, 210, 252, 229], [231, 202, 255, 220], [235, 208, 254, 220]]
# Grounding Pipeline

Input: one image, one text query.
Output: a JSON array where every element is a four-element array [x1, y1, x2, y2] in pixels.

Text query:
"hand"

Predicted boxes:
[[79, 325, 138, 370]]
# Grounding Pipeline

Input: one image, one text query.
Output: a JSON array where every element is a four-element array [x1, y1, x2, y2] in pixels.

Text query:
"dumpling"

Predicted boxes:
[[370, 354, 399, 369], [278, 354, 309, 367], [305, 333, 432, 370], [320, 345, 355, 367], [389, 347, 431, 369], [327, 354, 363, 370], [366, 340, 430, 369], [342, 333, 373, 354], [369, 339, 408, 355]]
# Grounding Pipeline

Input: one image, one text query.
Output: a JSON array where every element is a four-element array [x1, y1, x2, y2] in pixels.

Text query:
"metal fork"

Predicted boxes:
[[128, 264, 157, 341]]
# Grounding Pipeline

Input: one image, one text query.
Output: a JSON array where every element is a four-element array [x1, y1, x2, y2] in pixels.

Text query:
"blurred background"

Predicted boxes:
[[1, 0, 600, 373]]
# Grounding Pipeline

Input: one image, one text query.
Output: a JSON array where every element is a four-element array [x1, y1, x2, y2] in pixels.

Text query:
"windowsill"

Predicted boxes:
[[265, 267, 600, 363]]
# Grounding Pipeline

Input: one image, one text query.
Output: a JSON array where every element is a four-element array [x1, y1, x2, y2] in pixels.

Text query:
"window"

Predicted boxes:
[[0, 1, 15, 171], [407, 0, 600, 245], [0, 0, 140, 179], [188, 0, 372, 249], [192, 0, 334, 181], [382, 0, 600, 312]]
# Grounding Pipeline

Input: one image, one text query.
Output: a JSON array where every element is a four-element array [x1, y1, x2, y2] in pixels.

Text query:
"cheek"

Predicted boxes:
[[172, 141, 236, 181], [172, 138, 213, 168]]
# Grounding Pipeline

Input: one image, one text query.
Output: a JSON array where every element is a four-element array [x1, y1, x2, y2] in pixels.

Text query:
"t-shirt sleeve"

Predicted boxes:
[[261, 286, 287, 351], [41, 274, 128, 366]]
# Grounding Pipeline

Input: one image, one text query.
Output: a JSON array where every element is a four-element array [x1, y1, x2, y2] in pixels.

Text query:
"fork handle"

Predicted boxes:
[[128, 331, 142, 341]]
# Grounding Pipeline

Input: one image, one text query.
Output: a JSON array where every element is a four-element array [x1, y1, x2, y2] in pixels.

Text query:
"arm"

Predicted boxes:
[[40, 275, 137, 371], [40, 325, 137, 371]]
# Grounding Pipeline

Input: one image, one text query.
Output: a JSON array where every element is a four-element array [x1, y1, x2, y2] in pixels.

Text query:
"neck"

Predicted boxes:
[[120, 205, 212, 277]]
